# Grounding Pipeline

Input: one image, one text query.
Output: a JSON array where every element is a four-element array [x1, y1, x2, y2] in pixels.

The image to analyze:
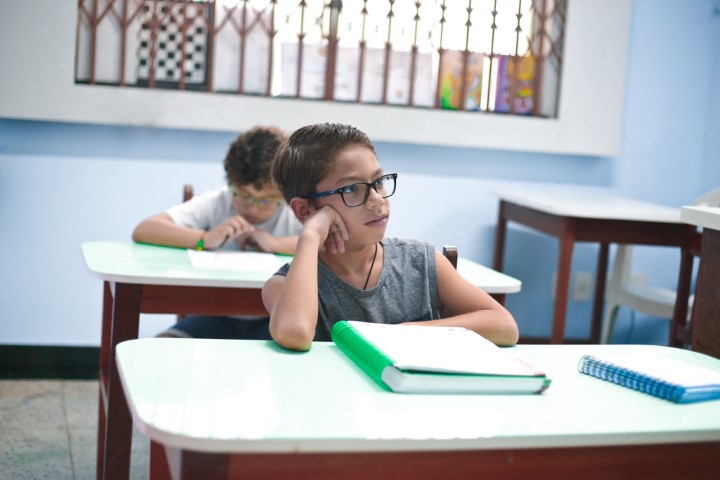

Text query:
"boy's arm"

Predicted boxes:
[[132, 212, 253, 250], [262, 206, 348, 351], [405, 251, 519, 346], [262, 232, 323, 351], [243, 230, 298, 255], [132, 213, 205, 249]]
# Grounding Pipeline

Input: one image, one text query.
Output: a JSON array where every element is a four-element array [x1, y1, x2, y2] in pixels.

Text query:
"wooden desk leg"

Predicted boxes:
[[492, 202, 508, 306], [589, 243, 609, 343], [552, 223, 575, 344], [97, 281, 114, 480], [491, 293, 506, 304], [179, 451, 229, 480], [671, 246, 695, 347], [691, 229, 720, 359], [150, 441, 172, 480], [101, 282, 142, 480]]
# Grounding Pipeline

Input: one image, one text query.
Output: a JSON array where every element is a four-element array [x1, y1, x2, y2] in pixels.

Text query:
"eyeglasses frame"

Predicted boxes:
[[304, 173, 398, 208], [232, 188, 283, 209]]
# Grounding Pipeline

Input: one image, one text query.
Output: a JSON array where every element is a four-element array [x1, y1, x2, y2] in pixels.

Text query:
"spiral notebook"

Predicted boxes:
[[577, 352, 720, 404]]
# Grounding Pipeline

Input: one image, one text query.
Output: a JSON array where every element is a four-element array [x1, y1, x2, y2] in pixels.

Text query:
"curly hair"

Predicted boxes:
[[271, 123, 376, 203], [224, 126, 287, 190]]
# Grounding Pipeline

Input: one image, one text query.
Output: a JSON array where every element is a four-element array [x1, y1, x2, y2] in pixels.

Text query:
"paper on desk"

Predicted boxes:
[[187, 250, 285, 272]]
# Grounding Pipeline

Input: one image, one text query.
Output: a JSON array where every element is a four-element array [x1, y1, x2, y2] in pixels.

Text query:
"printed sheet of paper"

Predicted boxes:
[[187, 250, 284, 272]]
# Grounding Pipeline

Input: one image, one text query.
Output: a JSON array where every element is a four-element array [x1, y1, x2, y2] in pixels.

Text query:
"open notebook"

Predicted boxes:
[[331, 321, 550, 394]]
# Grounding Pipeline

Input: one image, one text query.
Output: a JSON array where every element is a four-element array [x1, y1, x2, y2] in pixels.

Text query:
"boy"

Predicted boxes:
[[262, 123, 519, 351], [133, 126, 302, 339], [133, 126, 300, 254]]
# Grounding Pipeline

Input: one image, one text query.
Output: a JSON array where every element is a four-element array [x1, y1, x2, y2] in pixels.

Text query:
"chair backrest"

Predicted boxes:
[[183, 184, 194, 202], [442, 246, 458, 270], [692, 187, 720, 207]]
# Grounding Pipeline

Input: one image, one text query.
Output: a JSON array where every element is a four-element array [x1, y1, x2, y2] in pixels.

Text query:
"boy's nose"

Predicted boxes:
[[365, 187, 385, 207]]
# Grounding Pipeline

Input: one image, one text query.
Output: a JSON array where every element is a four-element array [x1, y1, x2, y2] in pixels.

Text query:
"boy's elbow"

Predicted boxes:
[[497, 312, 520, 346], [131, 222, 149, 243], [269, 320, 315, 351]]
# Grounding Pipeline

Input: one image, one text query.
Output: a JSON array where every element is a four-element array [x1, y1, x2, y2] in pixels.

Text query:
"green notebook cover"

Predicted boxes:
[[331, 320, 394, 391]]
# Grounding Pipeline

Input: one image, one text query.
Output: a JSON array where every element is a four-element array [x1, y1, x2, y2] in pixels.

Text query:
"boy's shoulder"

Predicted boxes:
[[382, 238, 436, 264], [383, 237, 433, 250]]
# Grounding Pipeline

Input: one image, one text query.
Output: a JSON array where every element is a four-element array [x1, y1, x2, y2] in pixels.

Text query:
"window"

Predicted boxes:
[[76, 0, 567, 118]]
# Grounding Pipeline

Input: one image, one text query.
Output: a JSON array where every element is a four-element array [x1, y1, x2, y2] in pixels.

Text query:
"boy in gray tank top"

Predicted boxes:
[[263, 123, 519, 351]]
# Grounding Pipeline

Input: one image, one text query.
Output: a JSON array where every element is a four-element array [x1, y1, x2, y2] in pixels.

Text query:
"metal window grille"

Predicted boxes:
[[76, 0, 566, 117]]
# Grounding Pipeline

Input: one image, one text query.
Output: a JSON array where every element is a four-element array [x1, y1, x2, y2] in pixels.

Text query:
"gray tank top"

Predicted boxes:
[[274, 238, 440, 341]]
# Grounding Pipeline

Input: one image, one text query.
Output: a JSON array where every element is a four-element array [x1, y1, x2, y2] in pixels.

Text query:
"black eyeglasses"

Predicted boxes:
[[304, 173, 398, 207]]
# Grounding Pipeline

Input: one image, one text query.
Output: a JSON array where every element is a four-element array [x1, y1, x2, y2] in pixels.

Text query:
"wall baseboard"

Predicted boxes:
[[0, 345, 99, 379]]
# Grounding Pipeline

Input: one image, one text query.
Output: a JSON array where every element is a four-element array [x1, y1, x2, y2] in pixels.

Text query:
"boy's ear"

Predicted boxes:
[[289, 197, 314, 223]]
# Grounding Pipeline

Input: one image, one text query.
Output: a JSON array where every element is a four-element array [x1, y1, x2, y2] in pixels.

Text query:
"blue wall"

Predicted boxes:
[[1, 0, 718, 346]]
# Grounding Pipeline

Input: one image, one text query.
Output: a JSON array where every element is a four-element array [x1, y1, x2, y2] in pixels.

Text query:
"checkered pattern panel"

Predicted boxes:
[[136, 1, 208, 84]]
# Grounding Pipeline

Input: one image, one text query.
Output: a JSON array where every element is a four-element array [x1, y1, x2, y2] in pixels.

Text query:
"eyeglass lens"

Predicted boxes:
[[234, 192, 279, 208], [342, 174, 396, 207]]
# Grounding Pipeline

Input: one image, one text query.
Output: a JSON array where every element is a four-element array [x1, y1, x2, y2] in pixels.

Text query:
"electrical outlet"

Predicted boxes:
[[573, 271, 593, 302]]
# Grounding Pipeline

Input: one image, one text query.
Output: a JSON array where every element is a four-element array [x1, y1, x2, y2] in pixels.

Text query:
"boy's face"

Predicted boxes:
[[231, 182, 283, 225], [311, 145, 390, 246]]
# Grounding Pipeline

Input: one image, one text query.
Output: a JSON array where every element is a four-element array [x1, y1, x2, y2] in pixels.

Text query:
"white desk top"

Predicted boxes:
[[117, 339, 720, 454], [682, 205, 720, 231], [492, 183, 682, 223], [81, 241, 521, 294]]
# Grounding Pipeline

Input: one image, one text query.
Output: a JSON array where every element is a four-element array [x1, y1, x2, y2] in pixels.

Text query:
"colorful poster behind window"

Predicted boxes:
[[439, 50, 484, 111], [494, 55, 535, 114]]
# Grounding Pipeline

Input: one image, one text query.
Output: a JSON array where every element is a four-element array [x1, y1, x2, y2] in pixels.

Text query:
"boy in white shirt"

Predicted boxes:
[[133, 126, 301, 338]]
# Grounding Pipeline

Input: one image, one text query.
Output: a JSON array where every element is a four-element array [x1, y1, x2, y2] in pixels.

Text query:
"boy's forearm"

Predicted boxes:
[[268, 232, 323, 350], [269, 235, 299, 255], [132, 215, 203, 249], [405, 310, 519, 346]]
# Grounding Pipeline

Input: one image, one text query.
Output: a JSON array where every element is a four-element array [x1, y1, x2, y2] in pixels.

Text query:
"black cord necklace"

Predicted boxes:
[[362, 243, 379, 290]]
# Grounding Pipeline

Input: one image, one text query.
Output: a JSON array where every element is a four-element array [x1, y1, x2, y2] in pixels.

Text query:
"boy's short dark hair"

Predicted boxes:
[[225, 126, 286, 190], [271, 123, 376, 202]]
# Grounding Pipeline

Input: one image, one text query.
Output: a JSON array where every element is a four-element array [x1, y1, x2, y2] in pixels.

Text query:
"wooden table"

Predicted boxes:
[[681, 206, 720, 359], [116, 338, 720, 480], [491, 184, 696, 344], [82, 240, 521, 479]]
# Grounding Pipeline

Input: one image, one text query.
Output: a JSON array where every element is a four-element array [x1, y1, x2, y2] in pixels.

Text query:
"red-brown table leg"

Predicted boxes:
[[100, 282, 142, 480]]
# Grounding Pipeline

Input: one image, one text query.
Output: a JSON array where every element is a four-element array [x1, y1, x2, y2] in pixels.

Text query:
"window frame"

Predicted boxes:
[[0, 0, 632, 156]]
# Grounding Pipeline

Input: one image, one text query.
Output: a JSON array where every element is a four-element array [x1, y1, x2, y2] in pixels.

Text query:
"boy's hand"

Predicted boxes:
[[240, 228, 272, 252], [204, 215, 254, 249], [303, 206, 349, 254]]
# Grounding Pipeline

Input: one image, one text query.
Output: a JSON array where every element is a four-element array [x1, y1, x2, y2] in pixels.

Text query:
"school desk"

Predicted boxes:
[[681, 205, 720, 359], [81, 240, 521, 480], [491, 183, 696, 345], [116, 338, 720, 480]]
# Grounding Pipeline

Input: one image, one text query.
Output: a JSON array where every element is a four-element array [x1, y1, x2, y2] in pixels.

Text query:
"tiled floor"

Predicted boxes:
[[0, 380, 150, 479]]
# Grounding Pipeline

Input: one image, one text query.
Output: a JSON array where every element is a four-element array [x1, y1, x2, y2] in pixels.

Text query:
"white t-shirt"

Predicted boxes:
[[166, 186, 301, 250]]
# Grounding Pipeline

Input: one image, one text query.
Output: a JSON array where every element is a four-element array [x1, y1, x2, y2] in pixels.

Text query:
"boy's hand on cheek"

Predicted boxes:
[[304, 206, 349, 254]]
